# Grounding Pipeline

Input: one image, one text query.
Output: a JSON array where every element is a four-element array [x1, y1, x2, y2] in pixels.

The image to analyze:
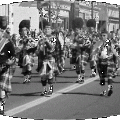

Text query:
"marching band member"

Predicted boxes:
[[0, 16, 15, 114], [72, 18, 91, 83], [37, 23, 57, 96], [22, 49, 35, 83], [4, 25, 11, 39], [86, 19, 97, 77], [110, 31, 118, 77], [58, 29, 66, 72], [69, 29, 77, 70], [92, 29, 118, 96]]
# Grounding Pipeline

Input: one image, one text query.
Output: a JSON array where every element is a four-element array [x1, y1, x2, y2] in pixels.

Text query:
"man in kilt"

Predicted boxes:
[[86, 19, 97, 77], [0, 16, 15, 114], [110, 31, 118, 77], [38, 23, 57, 96], [72, 18, 91, 83], [93, 30, 118, 96]]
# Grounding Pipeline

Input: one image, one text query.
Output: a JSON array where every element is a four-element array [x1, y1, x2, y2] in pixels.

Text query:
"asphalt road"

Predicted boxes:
[[4, 58, 120, 119]]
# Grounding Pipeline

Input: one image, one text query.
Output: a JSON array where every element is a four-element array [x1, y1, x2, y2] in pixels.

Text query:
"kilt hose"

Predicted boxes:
[[90, 55, 97, 69], [60, 49, 66, 68], [97, 57, 116, 86], [40, 57, 58, 86], [0, 66, 15, 93], [89, 45, 97, 69], [70, 48, 77, 64], [76, 51, 89, 74]]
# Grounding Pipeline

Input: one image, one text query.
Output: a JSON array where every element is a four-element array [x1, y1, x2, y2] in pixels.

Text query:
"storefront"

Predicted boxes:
[[107, 6, 119, 32], [69, 1, 100, 30], [49, 1, 71, 30]]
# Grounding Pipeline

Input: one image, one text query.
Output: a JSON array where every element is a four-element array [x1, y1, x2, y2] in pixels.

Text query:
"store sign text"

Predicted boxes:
[[51, 2, 71, 11], [58, 10, 69, 17], [108, 9, 119, 18]]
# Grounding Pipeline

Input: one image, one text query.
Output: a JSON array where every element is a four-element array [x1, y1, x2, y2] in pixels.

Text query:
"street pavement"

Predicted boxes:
[[4, 58, 120, 119]]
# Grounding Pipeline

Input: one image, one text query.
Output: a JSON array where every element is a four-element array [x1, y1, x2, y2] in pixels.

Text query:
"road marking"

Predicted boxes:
[[6, 68, 120, 116], [5, 75, 99, 116]]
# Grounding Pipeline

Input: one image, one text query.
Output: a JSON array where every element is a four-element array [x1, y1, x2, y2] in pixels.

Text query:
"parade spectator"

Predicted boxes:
[[4, 26, 11, 39]]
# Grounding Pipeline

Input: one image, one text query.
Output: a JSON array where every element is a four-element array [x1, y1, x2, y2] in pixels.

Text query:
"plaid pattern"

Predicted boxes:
[[40, 57, 58, 80], [76, 51, 89, 71], [0, 66, 13, 93], [97, 57, 116, 78]]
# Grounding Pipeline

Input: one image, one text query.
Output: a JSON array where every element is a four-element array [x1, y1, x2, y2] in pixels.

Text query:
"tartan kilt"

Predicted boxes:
[[0, 67, 13, 93], [97, 57, 116, 78], [76, 51, 89, 68], [107, 59, 116, 77], [40, 57, 58, 81], [90, 55, 97, 68]]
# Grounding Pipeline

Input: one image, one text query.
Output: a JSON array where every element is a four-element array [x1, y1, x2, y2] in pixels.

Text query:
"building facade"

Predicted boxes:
[[96, 3, 119, 32], [69, 1, 100, 30]]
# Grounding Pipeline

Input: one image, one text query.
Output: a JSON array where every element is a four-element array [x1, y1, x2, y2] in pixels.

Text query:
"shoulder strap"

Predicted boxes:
[[0, 38, 8, 52]]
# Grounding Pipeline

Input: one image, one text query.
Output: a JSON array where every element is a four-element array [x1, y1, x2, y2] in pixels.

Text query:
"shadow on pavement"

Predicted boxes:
[[55, 81, 76, 83], [57, 75, 90, 79], [13, 76, 41, 78], [94, 79, 120, 84], [57, 76, 77, 78], [62, 92, 100, 97], [10, 92, 41, 97], [11, 80, 41, 84]]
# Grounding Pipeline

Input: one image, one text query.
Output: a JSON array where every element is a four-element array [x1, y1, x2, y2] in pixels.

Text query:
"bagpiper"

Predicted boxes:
[[0, 16, 16, 114], [18, 20, 30, 68], [72, 17, 91, 83], [18, 20, 36, 83], [92, 29, 118, 96], [67, 29, 76, 69], [109, 31, 118, 77], [37, 22, 57, 96], [86, 19, 97, 77]]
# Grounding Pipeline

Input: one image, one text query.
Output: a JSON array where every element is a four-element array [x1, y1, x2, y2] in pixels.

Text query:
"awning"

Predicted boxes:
[[19, 1, 49, 8]]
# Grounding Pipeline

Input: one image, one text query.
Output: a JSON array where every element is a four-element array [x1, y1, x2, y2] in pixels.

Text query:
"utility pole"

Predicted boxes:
[[119, 6, 120, 29], [48, 0, 51, 26], [91, 1, 94, 19]]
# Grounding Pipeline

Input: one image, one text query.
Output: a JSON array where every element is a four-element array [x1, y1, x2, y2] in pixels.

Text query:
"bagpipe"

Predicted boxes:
[[91, 39, 119, 61]]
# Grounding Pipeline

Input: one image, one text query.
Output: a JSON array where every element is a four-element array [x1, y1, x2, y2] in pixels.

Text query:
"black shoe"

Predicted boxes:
[[0, 102, 5, 115], [100, 90, 107, 96], [48, 90, 53, 95], [41, 90, 47, 96], [76, 78, 81, 83], [108, 89, 113, 96], [90, 72, 96, 77], [23, 79, 28, 84], [0, 109, 4, 115], [79, 77, 84, 84], [48, 85, 53, 95], [107, 85, 113, 96]]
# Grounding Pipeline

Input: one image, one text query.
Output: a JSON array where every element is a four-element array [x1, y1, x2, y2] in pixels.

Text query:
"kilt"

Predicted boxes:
[[90, 55, 97, 68], [10, 63, 16, 76], [76, 51, 89, 69], [40, 57, 58, 81], [22, 65, 32, 75], [97, 57, 116, 78], [0, 66, 13, 93]]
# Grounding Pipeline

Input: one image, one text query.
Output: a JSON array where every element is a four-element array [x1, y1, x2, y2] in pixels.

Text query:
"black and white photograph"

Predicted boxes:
[[0, 0, 120, 119]]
